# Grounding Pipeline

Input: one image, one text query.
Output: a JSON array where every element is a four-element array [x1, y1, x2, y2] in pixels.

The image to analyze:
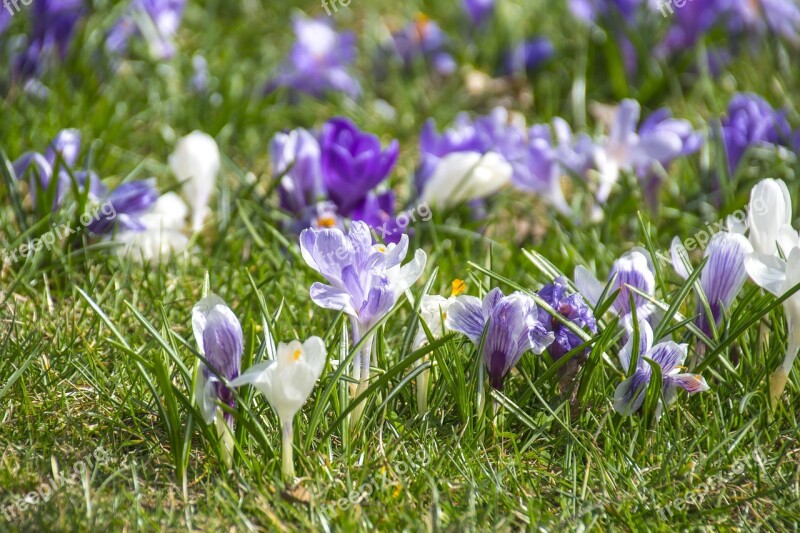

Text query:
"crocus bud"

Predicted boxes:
[[169, 131, 220, 232]]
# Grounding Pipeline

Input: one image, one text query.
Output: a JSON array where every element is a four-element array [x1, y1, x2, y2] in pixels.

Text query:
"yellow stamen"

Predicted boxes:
[[451, 278, 466, 296], [293, 349, 302, 361], [317, 216, 336, 228], [376, 244, 386, 253]]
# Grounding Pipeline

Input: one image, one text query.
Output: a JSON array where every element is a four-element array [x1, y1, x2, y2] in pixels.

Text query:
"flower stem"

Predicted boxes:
[[281, 418, 294, 482], [770, 317, 800, 405]]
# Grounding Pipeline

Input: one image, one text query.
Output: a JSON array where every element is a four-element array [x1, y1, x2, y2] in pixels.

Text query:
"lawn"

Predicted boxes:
[[1, 0, 800, 530]]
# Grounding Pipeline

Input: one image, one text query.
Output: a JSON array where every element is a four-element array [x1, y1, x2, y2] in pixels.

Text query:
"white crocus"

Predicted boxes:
[[412, 281, 463, 414], [113, 192, 189, 264], [231, 337, 327, 481], [169, 131, 221, 233], [743, 178, 800, 403], [420, 151, 513, 208]]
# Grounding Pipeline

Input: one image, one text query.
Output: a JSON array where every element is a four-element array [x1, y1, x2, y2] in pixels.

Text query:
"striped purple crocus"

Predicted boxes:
[[671, 232, 753, 341], [192, 295, 243, 428], [614, 320, 710, 418], [445, 288, 554, 390], [574, 249, 657, 322]]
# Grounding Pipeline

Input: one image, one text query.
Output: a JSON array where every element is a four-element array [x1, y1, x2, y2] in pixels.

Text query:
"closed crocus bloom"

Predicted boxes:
[[192, 295, 243, 466], [671, 233, 753, 341], [575, 249, 657, 321], [446, 288, 554, 390], [320, 117, 399, 216], [614, 320, 709, 419], [113, 192, 189, 264], [88, 179, 160, 234], [231, 337, 326, 480], [270, 128, 323, 216], [169, 131, 220, 232], [420, 151, 513, 208], [13, 0, 85, 80], [746, 178, 792, 256], [463, 0, 494, 26]]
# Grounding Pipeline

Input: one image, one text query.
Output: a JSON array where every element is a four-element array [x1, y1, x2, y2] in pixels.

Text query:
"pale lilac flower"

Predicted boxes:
[[575, 249, 657, 321], [300, 221, 426, 387], [671, 232, 753, 340], [106, 0, 186, 59], [614, 320, 710, 417], [270, 128, 324, 216], [265, 17, 361, 100], [446, 288, 554, 389], [88, 179, 159, 235]]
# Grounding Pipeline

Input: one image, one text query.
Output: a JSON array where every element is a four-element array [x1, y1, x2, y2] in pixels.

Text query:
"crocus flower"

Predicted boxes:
[[169, 131, 221, 232], [319, 117, 399, 216], [514, 124, 573, 216], [270, 128, 324, 216], [106, 0, 186, 59], [537, 277, 598, 364], [388, 15, 456, 76], [412, 279, 467, 413], [592, 100, 683, 211], [13, 0, 85, 80], [720, 93, 793, 177], [570, 0, 642, 23], [112, 192, 189, 264], [12, 129, 102, 209], [232, 337, 326, 481], [192, 295, 243, 465], [300, 221, 426, 394], [350, 191, 403, 244], [265, 17, 361, 100], [575, 248, 657, 322], [88, 179, 160, 235], [463, 0, 494, 26], [446, 288, 555, 390], [498, 38, 555, 77], [614, 320, 710, 418], [741, 178, 800, 402], [419, 151, 513, 208], [415, 115, 486, 194], [671, 232, 753, 341]]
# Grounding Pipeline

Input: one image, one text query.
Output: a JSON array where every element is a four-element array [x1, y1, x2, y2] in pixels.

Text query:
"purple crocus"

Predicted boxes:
[[192, 295, 243, 429], [575, 249, 657, 321], [388, 15, 456, 76], [87, 179, 160, 235], [1, 8, 11, 35], [12, 129, 103, 209], [537, 277, 598, 363], [319, 117, 399, 216], [671, 232, 753, 341], [106, 0, 186, 59], [614, 320, 710, 417], [498, 38, 555, 77], [570, 0, 641, 23], [350, 191, 402, 244], [463, 0, 494, 26], [270, 128, 324, 216], [415, 115, 486, 194], [720, 93, 794, 176], [300, 221, 427, 384], [265, 17, 361, 100], [13, 0, 85, 80], [446, 288, 555, 390]]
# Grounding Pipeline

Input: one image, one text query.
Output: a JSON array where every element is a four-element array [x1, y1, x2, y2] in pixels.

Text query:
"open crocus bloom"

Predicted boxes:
[[614, 321, 710, 418], [300, 221, 427, 382], [192, 295, 243, 428], [671, 232, 753, 341], [419, 151, 513, 208], [169, 131, 221, 232], [574, 249, 657, 322], [231, 337, 327, 480], [446, 288, 554, 390]]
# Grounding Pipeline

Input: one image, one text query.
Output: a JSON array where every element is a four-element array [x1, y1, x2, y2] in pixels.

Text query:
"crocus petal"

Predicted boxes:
[[669, 373, 711, 394], [618, 319, 654, 372], [195, 368, 219, 424], [192, 294, 228, 353], [745, 253, 787, 296], [574, 265, 606, 307], [309, 283, 358, 316], [420, 151, 513, 208], [646, 341, 687, 375], [614, 367, 651, 416], [445, 295, 486, 344], [670, 236, 692, 280], [394, 249, 427, 295], [748, 178, 792, 256]]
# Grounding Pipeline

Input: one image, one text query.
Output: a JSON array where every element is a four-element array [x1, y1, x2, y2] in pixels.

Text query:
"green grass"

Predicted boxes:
[[2, 0, 800, 530]]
